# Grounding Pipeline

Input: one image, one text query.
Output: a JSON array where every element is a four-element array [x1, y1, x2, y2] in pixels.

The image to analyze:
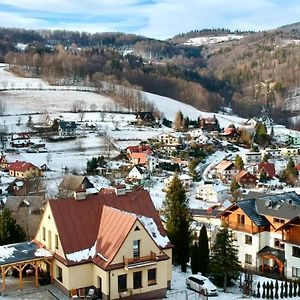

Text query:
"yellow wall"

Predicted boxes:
[[35, 202, 65, 259]]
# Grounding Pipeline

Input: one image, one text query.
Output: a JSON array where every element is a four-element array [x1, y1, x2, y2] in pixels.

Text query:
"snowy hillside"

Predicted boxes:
[[183, 35, 244, 46]]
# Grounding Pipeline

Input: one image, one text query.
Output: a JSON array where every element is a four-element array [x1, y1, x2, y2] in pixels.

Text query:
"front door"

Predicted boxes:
[[98, 276, 102, 299]]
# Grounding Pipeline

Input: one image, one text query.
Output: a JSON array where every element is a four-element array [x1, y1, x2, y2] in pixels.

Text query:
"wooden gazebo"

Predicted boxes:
[[0, 242, 53, 291]]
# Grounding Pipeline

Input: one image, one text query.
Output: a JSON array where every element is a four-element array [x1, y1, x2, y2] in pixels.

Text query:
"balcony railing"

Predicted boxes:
[[123, 252, 157, 269], [227, 222, 262, 234]]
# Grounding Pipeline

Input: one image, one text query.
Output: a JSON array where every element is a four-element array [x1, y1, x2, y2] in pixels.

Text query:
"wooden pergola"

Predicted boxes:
[[0, 242, 53, 292], [258, 246, 285, 275]]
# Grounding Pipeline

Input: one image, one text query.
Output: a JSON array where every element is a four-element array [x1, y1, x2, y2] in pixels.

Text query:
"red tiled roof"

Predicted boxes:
[[8, 161, 37, 172], [127, 145, 152, 155], [258, 162, 276, 178], [48, 189, 169, 267]]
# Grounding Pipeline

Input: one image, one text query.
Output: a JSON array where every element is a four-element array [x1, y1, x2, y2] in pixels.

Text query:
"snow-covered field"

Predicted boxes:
[[183, 35, 244, 46]]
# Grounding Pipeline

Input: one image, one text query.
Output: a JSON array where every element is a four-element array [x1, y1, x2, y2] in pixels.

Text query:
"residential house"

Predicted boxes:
[[215, 160, 239, 183], [7, 179, 31, 196], [199, 116, 219, 131], [159, 133, 182, 150], [8, 161, 42, 179], [34, 188, 172, 299], [0, 154, 8, 169], [58, 121, 77, 136], [235, 170, 257, 188], [243, 152, 261, 165], [127, 145, 153, 165], [58, 175, 97, 198], [258, 162, 276, 179], [164, 173, 192, 191], [127, 165, 149, 184], [260, 148, 281, 159], [280, 148, 300, 157], [221, 127, 239, 140], [218, 192, 300, 278], [196, 183, 229, 203], [10, 132, 32, 148], [136, 112, 156, 126], [288, 134, 300, 146]]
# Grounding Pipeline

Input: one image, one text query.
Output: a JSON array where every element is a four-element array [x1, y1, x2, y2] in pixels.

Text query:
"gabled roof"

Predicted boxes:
[[236, 170, 257, 181], [59, 121, 77, 130], [48, 189, 170, 267], [216, 160, 235, 171], [59, 175, 94, 191], [256, 192, 300, 220], [8, 161, 38, 172], [236, 199, 269, 227], [258, 162, 276, 178], [127, 145, 152, 155]]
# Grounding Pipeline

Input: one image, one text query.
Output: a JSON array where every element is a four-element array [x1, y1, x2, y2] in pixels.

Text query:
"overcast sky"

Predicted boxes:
[[0, 0, 299, 39]]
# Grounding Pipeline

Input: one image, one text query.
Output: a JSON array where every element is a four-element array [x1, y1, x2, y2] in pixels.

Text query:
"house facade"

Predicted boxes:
[[215, 160, 239, 182], [8, 161, 42, 179], [219, 192, 300, 279], [58, 121, 77, 136], [196, 184, 229, 203], [34, 189, 172, 299]]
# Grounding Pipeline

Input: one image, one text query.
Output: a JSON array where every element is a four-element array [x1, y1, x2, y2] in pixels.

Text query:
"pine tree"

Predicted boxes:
[[198, 225, 209, 276], [0, 208, 27, 245], [162, 173, 191, 272], [230, 178, 240, 201], [234, 155, 244, 170], [209, 223, 240, 291]]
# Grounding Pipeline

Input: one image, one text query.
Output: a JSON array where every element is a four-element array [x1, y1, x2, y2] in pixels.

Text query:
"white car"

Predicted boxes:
[[186, 274, 218, 296]]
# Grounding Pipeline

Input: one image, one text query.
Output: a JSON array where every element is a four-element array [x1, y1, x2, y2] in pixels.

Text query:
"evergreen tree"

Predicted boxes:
[[0, 208, 27, 245], [281, 158, 298, 185], [162, 173, 191, 272], [230, 178, 240, 201], [198, 225, 209, 276], [234, 155, 244, 170], [174, 110, 185, 131], [209, 223, 240, 291]]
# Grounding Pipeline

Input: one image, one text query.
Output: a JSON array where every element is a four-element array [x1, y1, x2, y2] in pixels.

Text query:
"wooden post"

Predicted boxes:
[[1, 267, 5, 292], [262, 257, 264, 272], [34, 263, 39, 288], [19, 266, 23, 290], [50, 260, 54, 284]]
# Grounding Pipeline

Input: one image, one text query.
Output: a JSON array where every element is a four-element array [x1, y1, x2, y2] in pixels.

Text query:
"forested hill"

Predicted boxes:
[[2, 23, 300, 128]]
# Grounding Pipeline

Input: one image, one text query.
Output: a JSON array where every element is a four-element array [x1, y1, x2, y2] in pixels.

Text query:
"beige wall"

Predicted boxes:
[[35, 203, 65, 259]]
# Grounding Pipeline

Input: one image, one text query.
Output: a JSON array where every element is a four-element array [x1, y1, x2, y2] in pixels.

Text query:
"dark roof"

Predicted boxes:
[[236, 199, 269, 227], [0, 242, 52, 266], [59, 121, 77, 130], [190, 208, 222, 218], [136, 112, 155, 121], [257, 246, 285, 263], [256, 192, 300, 220]]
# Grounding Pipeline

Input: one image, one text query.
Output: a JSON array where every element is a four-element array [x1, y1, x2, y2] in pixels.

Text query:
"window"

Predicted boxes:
[[42, 227, 46, 241], [148, 268, 156, 286], [118, 274, 127, 292], [274, 238, 284, 249], [292, 267, 300, 278], [133, 271, 142, 289], [245, 235, 252, 245], [56, 266, 63, 282], [273, 218, 285, 224], [55, 234, 59, 250], [133, 240, 140, 258], [245, 254, 252, 265], [237, 214, 245, 224], [292, 246, 300, 258]]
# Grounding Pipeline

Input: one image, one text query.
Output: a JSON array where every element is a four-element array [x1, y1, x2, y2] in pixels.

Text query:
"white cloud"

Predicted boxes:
[[0, 0, 300, 39]]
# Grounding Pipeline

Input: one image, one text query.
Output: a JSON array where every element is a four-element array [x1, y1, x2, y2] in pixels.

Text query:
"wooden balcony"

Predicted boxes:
[[123, 252, 157, 269], [227, 222, 264, 234]]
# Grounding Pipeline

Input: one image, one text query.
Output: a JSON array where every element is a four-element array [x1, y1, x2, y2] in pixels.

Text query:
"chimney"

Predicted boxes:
[[115, 184, 126, 196], [74, 185, 86, 201]]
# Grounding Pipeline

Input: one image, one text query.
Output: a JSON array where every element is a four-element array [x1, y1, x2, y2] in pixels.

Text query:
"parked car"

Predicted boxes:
[[186, 275, 218, 296]]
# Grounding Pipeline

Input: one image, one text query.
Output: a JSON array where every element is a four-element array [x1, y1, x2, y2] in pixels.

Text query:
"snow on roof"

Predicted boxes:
[[66, 242, 96, 263], [16, 181, 24, 187], [138, 215, 170, 248], [97, 252, 108, 262], [35, 248, 52, 257], [0, 245, 16, 262]]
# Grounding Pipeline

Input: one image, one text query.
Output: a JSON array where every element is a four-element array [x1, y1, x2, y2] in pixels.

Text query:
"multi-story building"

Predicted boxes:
[[219, 192, 300, 279]]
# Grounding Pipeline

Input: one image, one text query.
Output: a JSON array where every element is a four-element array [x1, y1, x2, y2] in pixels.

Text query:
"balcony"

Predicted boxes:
[[228, 222, 265, 234], [124, 252, 157, 269]]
